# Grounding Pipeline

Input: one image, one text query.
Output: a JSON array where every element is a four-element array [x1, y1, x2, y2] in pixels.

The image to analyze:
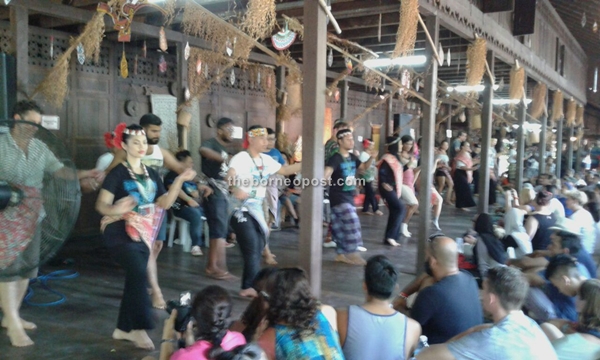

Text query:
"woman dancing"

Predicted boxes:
[[452, 141, 479, 211], [378, 137, 406, 247], [435, 140, 454, 205]]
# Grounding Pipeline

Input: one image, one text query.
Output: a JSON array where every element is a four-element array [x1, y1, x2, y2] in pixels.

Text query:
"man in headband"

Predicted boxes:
[[227, 125, 301, 298], [324, 129, 377, 265]]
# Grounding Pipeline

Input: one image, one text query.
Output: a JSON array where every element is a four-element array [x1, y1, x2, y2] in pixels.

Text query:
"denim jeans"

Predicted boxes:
[[173, 205, 205, 247]]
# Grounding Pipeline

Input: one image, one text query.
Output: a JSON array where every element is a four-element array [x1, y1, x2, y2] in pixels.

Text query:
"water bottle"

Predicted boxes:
[[411, 335, 430, 358], [455, 237, 464, 253]]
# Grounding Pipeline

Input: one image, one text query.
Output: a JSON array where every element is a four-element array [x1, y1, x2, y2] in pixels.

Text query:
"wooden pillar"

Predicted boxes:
[[556, 119, 563, 177], [275, 66, 286, 137], [446, 104, 452, 138], [539, 100, 548, 175], [383, 96, 393, 155], [340, 79, 348, 120], [417, 14, 439, 271], [300, 0, 326, 296], [575, 138, 582, 173], [516, 100, 527, 194], [478, 51, 494, 214], [567, 125, 574, 172], [10, 5, 28, 99], [176, 39, 189, 149]]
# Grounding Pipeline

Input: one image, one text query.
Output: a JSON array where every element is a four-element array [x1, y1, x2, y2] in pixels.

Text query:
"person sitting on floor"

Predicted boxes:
[[541, 279, 600, 360], [337, 255, 422, 360], [417, 266, 558, 360], [161, 285, 246, 360], [465, 213, 507, 279], [409, 236, 483, 344], [565, 190, 597, 255]]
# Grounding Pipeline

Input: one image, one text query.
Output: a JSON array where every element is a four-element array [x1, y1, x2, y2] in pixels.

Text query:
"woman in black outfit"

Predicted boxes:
[[524, 191, 557, 251], [377, 136, 406, 247]]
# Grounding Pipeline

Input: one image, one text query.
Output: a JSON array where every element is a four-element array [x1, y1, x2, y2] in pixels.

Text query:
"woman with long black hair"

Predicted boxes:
[[452, 141, 478, 211], [377, 136, 405, 247]]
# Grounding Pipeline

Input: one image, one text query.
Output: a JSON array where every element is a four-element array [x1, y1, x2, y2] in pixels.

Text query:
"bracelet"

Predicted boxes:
[[397, 292, 408, 300]]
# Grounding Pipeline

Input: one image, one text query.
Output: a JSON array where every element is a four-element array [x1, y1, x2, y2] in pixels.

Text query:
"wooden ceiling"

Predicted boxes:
[[549, 0, 600, 62]]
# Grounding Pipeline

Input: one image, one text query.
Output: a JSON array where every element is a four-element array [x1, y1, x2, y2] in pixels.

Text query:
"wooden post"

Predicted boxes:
[[446, 104, 452, 138], [275, 66, 286, 137], [10, 5, 28, 99], [556, 119, 563, 178], [300, 0, 326, 296], [575, 138, 582, 173], [539, 94, 548, 176], [340, 79, 348, 120], [516, 99, 527, 194], [176, 40, 188, 150], [567, 125, 574, 172], [478, 51, 494, 214], [417, 14, 439, 271], [384, 96, 393, 155]]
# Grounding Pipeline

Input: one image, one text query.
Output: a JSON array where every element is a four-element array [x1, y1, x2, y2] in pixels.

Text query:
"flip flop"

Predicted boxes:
[[205, 270, 237, 281]]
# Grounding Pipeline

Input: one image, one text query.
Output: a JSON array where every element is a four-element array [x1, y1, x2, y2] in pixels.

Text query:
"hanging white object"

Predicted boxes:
[[230, 69, 236, 85], [594, 67, 598, 93], [271, 22, 297, 51], [184, 88, 191, 100], [257, 70, 261, 85], [498, 77, 505, 91], [438, 44, 444, 66], [378, 13, 382, 42], [226, 39, 233, 56], [447, 48, 451, 66], [582, 12, 587, 27], [415, 80, 420, 92], [327, 48, 333, 67], [76, 43, 85, 64], [184, 42, 190, 61]]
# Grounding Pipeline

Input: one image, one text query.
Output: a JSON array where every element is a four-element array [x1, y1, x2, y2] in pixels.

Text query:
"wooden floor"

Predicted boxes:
[[1, 201, 479, 359]]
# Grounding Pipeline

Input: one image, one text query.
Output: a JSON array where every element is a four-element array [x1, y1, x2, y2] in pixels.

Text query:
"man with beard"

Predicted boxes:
[[199, 117, 237, 279], [106, 114, 212, 309]]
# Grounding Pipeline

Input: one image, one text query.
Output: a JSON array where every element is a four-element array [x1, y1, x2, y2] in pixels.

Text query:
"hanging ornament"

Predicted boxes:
[[230, 69, 236, 85], [415, 80, 420, 92], [184, 41, 190, 61], [498, 77, 505, 91], [446, 48, 451, 66], [345, 57, 353, 71], [184, 87, 191, 101], [594, 22, 598, 33], [49, 35, 54, 60], [134, 54, 138, 75], [438, 43, 444, 66], [266, 74, 272, 88], [159, 27, 168, 52], [271, 22, 297, 51], [378, 13, 382, 43], [257, 70, 261, 85], [196, 59, 202, 74], [120, 50, 128, 78], [158, 55, 167, 73], [400, 69, 411, 89], [327, 48, 333, 67], [459, 111, 466, 122], [582, 12, 587, 28], [594, 67, 598, 93], [76, 43, 85, 65], [334, 89, 340, 102], [142, 40, 147, 58], [226, 39, 233, 57]]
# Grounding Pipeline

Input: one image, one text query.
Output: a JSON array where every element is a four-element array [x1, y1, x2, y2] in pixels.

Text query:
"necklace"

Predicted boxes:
[[124, 161, 155, 203], [248, 152, 264, 181]]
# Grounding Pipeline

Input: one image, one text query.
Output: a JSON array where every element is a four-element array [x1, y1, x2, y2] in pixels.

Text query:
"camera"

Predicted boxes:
[[166, 291, 193, 333]]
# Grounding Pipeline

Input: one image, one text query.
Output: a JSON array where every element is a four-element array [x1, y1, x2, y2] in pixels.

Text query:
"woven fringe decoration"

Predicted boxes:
[[530, 83, 547, 119], [187, 47, 234, 101], [508, 65, 525, 100], [391, 0, 419, 58], [31, 7, 107, 107], [277, 73, 302, 123], [576, 105, 584, 127], [285, 16, 304, 40], [551, 90, 564, 121], [466, 38, 487, 87], [565, 99, 576, 127], [241, 0, 277, 40]]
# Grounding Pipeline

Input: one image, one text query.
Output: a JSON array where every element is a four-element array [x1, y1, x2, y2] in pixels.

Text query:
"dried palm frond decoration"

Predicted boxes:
[[466, 38, 487, 87], [576, 104, 584, 127], [508, 63, 525, 100], [363, 69, 383, 91], [187, 47, 234, 100], [530, 82, 547, 119], [283, 15, 304, 40], [275, 52, 302, 85], [551, 90, 564, 121], [278, 73, 302, 123], [468, 108, 482, 130], [241, 0, 277, 40], [31, 7, 107, 107], [162, 0, 177, 27], [565, 99, 576, 127], [392, 0, 419, 58]]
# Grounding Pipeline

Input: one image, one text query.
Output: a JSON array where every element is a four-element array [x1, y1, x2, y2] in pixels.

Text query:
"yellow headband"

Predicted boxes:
[[248, 128, 267, 137]]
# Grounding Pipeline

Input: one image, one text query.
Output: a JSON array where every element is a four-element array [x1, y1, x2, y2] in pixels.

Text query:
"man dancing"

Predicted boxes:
[[325, 129, 377, 265]]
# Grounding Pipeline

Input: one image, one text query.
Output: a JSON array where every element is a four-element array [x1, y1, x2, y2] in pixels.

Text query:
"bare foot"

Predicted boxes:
[[2, 317, 37, 330], [239, 288, 258, 298], [460, 208, 471, 212], [112, 329, 155, 350], [205, 268, 238, 280], [7, 325, 34, 347], [151, 292, 166, 310], [263, 253, 278, 265]]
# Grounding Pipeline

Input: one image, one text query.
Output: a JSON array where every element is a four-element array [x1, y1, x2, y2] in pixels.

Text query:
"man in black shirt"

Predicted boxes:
[[199, 117, 235, 279], [324, 129, 377, 265]]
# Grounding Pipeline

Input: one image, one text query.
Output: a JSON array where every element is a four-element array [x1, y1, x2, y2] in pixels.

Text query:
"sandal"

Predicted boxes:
[[205, 270, 237, 280]]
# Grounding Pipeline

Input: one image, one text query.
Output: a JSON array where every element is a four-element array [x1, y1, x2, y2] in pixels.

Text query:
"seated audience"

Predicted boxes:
[[542, 279, 600, 360], [258, 268, 343, 360], [565, 190, 596, 255], [547, 185, 567, 218], [467, 213, 507, 278], [409, 237, 483, 344], [337, 255, 421, 360], [160, 285, 246, 360], [502, 190, 532, 257], [525, 191, 557, 251], [417, 266, 558, 360]]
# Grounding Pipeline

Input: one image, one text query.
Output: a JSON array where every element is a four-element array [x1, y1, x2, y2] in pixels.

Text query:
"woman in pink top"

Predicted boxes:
[[162, 286, 246, 360]]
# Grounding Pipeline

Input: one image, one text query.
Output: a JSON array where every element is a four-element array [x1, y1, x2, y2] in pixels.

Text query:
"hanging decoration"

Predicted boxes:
[[134, 54, 138, 75], [225, 38, 233, 56], [551, 90, 564, 122], [334, 89, 341, 102], [271, 22, 297, 51], [392, 0, 419, 58], [196, 59, 202, 74], [345, 58, 353, 71], [230, 69, 236, 85], [466, 37, 487, 87], [508, 61, 525, 100], [159, 27, 168, 52], [49, 36, 54, 60], [257, 70, 261, 85], [241, 0, 277, 40], [576, 105, 584, 127], [447, 48, 451, 66], [378, 13, 382, 43], [158, 55, 167, 73], [142, 40, 147, 58], [415, 79, 420, 92], [582, 12, 587, 28], [120, 50, 128, 78], [184, 41, 190, 61], [530, 83, 547, 119], [327, 48, 334, 67], [565, 99, 576, 127], [594, 67, 598, 93], [184, 87, 191, 101], [97, 0, 173, 43], [282, 15, 305, 40], [594, 22, 598, 33], [438, 43, 444, 66], [76, 43, 86, 65]]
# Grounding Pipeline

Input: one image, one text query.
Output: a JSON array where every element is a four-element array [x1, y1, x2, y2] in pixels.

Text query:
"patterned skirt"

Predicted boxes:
[[330, 202, 363, 254]]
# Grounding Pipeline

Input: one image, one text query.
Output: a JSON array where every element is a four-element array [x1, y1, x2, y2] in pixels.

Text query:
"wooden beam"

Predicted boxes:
[[417, 14, 439, 272], [299, 0, 326, 297], [478, 50, 494, 214], [516, 98, 527, 194]]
